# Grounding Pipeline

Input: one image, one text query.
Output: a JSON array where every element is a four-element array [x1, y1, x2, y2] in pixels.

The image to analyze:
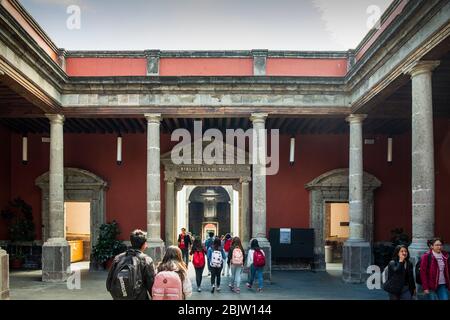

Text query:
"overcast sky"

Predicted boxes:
[[20, 0, 393, 51]]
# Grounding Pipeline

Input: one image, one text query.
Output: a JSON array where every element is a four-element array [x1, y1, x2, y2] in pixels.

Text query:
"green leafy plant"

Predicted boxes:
[[91, 221, 127, 266], [390, 228, 411, 247], [1, 198, 35, 242]]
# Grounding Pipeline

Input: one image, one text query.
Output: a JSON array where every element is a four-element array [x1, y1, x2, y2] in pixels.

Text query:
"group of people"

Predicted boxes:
[[183, 229, 266, 294], [383, 237, 449, 300], [106, 228, 266, 300]]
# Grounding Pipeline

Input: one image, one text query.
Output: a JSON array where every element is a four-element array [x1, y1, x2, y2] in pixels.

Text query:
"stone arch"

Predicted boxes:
[[36, 168, 108, 262], [305, 168, 381, 270]]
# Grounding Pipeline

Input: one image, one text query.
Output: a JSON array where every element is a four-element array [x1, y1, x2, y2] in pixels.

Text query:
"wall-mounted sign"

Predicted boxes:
[[280, 228, 291, 244]]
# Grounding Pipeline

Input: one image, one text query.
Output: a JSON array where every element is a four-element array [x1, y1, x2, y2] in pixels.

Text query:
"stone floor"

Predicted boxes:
[[8, 261, 387, 300]]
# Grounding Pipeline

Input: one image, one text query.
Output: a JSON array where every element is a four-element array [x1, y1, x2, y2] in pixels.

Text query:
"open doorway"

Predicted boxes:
[[324, 202, 349, 270], [65, 202, 91, 268]]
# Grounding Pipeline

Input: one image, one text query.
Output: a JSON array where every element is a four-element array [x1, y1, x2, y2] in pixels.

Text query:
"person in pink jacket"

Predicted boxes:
[[420, 238, 450, 300]]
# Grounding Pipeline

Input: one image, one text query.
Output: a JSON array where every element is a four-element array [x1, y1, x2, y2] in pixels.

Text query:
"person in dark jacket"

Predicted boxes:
[[420, 238, 450, 300], [106, 229, 155, 300], [178, 228, 192, 267], [383, 245, 416, 300]]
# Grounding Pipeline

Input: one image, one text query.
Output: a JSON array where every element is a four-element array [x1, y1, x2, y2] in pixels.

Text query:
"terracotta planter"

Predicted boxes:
[[10, 258, 23, 269], [105, 258, 114, 270]]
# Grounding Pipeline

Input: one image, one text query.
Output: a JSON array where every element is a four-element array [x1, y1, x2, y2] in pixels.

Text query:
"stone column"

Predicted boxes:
[[240, 177, 251, 250], [250, 113, 271, 281], [165, 177, 176, 247], [343, 114, 371, 283], [42, 114, 70, 282], [404, 61, 440, 260], [145, 113, 164, 261], [0, 247, 9, 300]]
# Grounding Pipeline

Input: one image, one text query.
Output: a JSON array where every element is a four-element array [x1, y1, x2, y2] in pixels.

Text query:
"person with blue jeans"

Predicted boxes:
[[204, 232, 215, 276], [246, 239, 265, 292], [420, 238, 450, 300]]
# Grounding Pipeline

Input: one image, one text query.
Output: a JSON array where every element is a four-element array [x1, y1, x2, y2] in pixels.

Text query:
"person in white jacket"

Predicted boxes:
[[246, 239, 265, 292]]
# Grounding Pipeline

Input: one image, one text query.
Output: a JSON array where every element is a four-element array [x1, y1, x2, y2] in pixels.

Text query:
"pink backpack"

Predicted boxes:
[[231, 248, 244, 265], [152, 271, 183, 300]]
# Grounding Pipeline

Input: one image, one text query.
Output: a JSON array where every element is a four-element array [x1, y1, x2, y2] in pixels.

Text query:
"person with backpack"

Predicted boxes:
[[178, 228, 192, 267], [382, 245, 416, 300], [190, 236, 207, 292], [106, 229, 155, 300], [246, 239, 265, 293], [222, 234, 232, 277], [227, 236, 245, 293], [207, 237, 226, 293], [153, 246, 192, 300], [204, 232, 215, 276], [419, 238, 450, 300]]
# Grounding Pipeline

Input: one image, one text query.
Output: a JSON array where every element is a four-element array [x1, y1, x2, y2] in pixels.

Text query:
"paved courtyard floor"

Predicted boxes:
[[8, 261, 387, 300]]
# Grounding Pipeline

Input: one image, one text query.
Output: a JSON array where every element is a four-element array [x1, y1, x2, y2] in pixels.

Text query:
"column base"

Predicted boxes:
[[145, 240, 165, 263], [313, 252, 326, 272], [252, 237, 272, 282], [0, 249, 10, 300], [343, 240, 372, 284], [42, 238, 71, 282]]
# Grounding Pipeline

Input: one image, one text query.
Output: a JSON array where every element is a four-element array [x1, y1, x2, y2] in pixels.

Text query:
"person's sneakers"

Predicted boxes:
[[197, 287, 202, 292], [234, 288, 240, 294], [257, 288, 263, 293], [216, 287, 221, 292], [228, 284, 233, 290], [211, 285, 215, 293], [246, 283, 252, 289]]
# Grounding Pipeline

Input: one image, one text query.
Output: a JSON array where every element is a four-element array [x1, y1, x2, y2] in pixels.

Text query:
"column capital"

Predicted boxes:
[[144, 113, 162, 123], [240, 176, 252, 184], [46, 114, 65, 124], [144, 49, 161, 57], [403, 60, 440, 78], [346, 114, 367, 124], [250, 113, 268, 124]]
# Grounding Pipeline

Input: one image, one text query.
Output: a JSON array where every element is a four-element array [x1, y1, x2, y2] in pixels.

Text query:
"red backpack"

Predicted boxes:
[[253, 249, 266, 268], [224, 239, 232, 252], [192, 251, 205, 268]]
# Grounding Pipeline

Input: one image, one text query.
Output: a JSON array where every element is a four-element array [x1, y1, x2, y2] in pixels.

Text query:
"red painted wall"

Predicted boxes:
[[2, 119, 449, 243], [159, 58, 254, 76], [266, 58, 347, 77], [0, 125, 11, 238], [66, 58, 147, 77]]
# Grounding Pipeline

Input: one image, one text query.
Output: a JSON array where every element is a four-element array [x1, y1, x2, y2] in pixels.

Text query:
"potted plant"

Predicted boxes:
[[9, 249, 26, 270], [1, 198, 36, 242], [91, 221, 127, 270]]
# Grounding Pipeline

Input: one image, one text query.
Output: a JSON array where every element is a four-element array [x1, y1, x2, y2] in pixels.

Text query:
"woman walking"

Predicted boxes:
[[420, 238, 450, 300], [190, 236, 206, 292], [227, 236, 245, 293], [207, 237, 226, 293], [382, 245, 416, 300]]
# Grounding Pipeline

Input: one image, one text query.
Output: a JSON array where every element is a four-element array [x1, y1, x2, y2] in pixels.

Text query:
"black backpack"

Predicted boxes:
[[109, 252, 145, 300], [415, 253, 432, 285]]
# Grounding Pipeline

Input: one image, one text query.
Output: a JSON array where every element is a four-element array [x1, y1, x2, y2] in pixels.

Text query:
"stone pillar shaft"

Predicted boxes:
[[347, 114, 366, 242], [405, 61, 440, 257], [145, 114, 164, 261], [165, 179, 176, 246], [240, 179, 251, 249], [48, 114, 65, 240], [250, 113, 268, 239], [250, 113, 271, 281]]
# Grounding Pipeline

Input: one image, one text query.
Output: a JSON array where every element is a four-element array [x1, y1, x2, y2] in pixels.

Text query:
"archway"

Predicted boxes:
[[36, 168, 108, 268], [305, 168, 381, 271]]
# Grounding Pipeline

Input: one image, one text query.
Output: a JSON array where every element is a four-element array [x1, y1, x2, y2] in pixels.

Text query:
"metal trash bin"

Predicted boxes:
[[324, 245, 333, 263]]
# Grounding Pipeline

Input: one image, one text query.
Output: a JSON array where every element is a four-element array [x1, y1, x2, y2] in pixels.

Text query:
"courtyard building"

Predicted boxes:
[[0, 0, 449, 299]]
